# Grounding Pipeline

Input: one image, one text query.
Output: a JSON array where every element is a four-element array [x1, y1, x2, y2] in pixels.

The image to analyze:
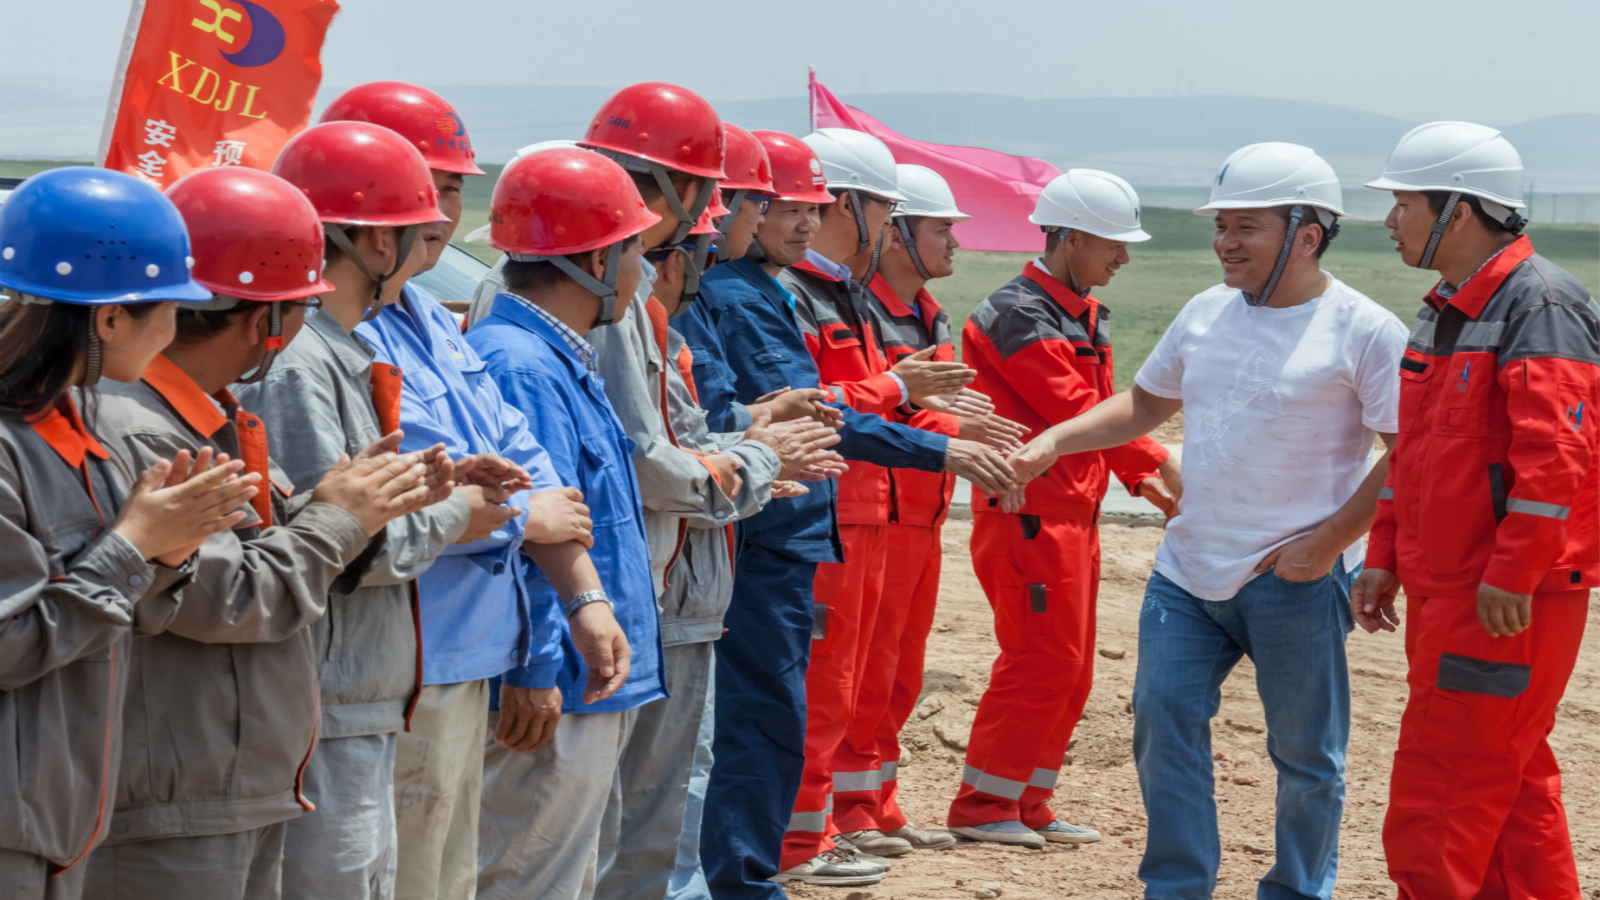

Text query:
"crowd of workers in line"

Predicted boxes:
[[0, 77, 1593, 900]]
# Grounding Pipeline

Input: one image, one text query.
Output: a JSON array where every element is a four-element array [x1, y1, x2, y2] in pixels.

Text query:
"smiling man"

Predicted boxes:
[[1008, 145, 1407, 900]]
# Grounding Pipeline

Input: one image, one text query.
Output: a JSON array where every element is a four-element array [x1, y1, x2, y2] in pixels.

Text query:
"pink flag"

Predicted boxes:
[[809, 71, 1060, 253]]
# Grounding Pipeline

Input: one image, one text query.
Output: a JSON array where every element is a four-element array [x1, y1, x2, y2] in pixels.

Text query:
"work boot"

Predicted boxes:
[[948, 820, 1046, 850], [885, 823, 958, 851], [1034, 818, 1101, 844], [830, 835, 892, 871], [837, 829, 914, 858], [768, 849, 886, 886]]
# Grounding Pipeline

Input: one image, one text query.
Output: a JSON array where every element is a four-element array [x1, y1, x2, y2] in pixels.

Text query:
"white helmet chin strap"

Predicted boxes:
[[1041, 226, 1085, 296], [1414, 193, 1527, 271], [845, 189, 872, 255], [896, 217, 933, 281], [509, 242, 626, 327], [1244, 204, 1305, 308]]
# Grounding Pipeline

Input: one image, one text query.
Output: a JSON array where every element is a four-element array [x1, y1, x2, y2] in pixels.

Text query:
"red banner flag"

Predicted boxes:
[[98, 0, 340, 190], [809, 71, 1061, 253]]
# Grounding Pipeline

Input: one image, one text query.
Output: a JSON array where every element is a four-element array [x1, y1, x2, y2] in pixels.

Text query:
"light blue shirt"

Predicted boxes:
[[356, 282, 564, 685]]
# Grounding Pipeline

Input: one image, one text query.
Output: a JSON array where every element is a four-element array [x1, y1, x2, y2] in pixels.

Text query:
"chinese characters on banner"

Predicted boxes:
[[98, 0, 341, 190]]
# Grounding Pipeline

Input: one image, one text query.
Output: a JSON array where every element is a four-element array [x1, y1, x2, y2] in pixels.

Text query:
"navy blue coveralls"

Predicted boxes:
[[680, 257, 949, 897]]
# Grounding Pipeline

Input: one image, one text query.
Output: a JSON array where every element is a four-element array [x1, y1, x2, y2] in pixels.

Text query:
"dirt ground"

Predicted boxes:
[[789, 520, 1600, 900]]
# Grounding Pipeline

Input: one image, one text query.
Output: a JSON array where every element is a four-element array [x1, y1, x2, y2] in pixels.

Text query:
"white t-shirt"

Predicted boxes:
[[1134, 275, 1407, 601]]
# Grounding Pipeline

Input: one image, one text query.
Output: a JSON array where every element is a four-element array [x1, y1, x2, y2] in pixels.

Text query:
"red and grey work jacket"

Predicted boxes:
[[962, 261, 1167, 522], [864, 273, 960, 527], [780, 261, 902, 525], [1367, 237, 1600, 597]]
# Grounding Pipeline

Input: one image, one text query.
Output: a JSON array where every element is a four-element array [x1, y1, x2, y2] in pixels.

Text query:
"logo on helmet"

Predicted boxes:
[[1217, 164, 1229, 186], [809, 158, 823, 175], [436, 113, 465, 136]]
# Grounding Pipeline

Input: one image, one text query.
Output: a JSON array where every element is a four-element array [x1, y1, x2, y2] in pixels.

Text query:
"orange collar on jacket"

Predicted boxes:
[[30, 395, 108, 469], [1023, 260, 1093, 319], [141, 354, 232, 438], [792, 258, 842, 283], [142, 353, 277, 525], [865, 272, 944, 328], [1426, 236, 1535, 320]]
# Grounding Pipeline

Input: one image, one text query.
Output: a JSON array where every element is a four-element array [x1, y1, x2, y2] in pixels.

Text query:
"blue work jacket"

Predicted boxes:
[[356, 283, 564, 686], [467, 294, 666, 714], [695, 258, 948, 562]]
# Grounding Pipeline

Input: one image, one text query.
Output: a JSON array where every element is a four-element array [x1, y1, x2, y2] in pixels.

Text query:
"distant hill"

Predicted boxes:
[[6, 78, 1593, 215]]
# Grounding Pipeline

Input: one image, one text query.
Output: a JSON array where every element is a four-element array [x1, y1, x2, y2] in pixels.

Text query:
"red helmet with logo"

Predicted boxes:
[[319, 81, 486, 176], [166, 167, 333, 302], [752, 130, 834, 204], [721, 124, 775, 195], [580, 82, 726, 180], [272, 121, 448, 227], [490, 149, 660, 257]]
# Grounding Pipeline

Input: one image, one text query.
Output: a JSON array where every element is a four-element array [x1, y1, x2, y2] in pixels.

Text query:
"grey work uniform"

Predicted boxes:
[[84, 360, 374, 899], [589, 304, 779, 900], [234, 311, 471, 900], [0, 397, 188, 899]]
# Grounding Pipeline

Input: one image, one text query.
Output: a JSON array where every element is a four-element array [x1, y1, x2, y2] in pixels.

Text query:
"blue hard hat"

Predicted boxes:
[[0, 168, 212, 306]]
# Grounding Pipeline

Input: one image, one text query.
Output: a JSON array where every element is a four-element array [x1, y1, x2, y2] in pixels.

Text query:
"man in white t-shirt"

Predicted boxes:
[[1007, 143, 1406, 900]]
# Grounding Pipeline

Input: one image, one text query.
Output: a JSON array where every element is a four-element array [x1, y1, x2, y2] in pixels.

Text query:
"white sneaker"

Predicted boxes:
[[830, 835, 892, 871], [948, 820, 1046, 849], [1035, 818, 1101, 844], [838, 829, 914, 858], [768, 849, 887, 886], [885, 823, 958, 851]]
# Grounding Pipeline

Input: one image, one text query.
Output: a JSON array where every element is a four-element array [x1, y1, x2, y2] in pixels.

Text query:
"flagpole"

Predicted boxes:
[[96, 0, 147, 166], [807, 65, 817, 133]]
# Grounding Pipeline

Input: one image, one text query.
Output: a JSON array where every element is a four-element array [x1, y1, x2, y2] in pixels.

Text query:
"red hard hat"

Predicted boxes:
[[706, 189, 732, 217], [272, 121, 449, 228], [721, 124, 775, 195], [319, 81, 486, 176], [167, 167, 334, 302], [489, 148, 661, 257], [752, 130, 834, 204], [579, 82, 726, 180]]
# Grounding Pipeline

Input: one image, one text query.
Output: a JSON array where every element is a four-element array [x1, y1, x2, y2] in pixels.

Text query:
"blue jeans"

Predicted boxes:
[[1133, 563, 1355, 900]]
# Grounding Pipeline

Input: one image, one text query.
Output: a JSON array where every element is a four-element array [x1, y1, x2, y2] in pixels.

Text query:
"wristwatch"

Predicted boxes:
[[564, 589, 614, 618]]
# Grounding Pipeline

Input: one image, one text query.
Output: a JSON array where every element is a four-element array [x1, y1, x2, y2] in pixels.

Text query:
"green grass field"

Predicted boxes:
[[8, 159, 1594, 390]]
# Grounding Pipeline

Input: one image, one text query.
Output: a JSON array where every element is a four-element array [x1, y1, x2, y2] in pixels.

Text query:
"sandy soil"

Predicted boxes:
[[789, 520, 1600, 900]]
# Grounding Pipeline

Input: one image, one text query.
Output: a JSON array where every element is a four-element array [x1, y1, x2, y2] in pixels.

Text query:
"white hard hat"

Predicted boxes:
[[1030, 169, 1150, 242], [1365, 121, 1525, 211], [1195, 143, 1344, 225], [511, 139, 582, 162], [893, 164, 969, 221], [803, 128, 907, 203], [464, 141, 588, 242]]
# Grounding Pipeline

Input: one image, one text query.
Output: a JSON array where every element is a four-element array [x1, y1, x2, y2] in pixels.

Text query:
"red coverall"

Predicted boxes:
[[832, 274, 960, 835], [777, 260, 907, 868], [949, 261, 1166, 830], [1368, 237, 1598, 899]]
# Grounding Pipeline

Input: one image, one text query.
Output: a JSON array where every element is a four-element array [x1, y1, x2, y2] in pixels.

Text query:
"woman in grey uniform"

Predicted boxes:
[[0, 168, 261, 899]]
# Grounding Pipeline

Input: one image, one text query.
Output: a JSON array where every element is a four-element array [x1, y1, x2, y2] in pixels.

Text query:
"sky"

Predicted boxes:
[[8, 0, 1597, 126]]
